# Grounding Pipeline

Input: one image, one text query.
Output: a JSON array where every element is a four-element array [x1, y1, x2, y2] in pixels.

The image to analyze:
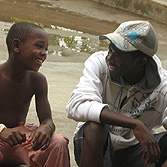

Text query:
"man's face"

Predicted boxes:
[[18, 27, 48, 72], [106, 42, 137, 79]]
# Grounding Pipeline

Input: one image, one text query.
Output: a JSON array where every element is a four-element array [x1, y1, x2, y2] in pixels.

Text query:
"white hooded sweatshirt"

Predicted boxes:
[[66, 51, 167, 150]]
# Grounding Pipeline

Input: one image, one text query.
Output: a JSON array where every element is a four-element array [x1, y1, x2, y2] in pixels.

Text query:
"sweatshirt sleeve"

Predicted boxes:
[[66, 51, 108, 123]]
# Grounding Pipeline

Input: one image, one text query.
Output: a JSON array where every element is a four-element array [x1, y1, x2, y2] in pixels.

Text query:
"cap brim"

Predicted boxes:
[[99, 33, 137, 52]]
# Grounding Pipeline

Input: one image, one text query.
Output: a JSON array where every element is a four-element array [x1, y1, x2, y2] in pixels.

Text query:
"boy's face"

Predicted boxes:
[[18, 27, 48, 72]]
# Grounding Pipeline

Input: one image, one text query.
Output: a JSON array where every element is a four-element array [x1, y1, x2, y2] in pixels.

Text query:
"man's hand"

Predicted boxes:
[[0, 128, 26, 146], [133, 120, 161, 165], [100, 107, 160, 164], [28, 125, 51, 151]]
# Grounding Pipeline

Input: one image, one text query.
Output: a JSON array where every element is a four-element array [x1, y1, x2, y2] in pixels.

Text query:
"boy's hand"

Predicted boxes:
[[28, 125, 51, 151], [0, 128, 26, 146], [133, 121, 160, 165]]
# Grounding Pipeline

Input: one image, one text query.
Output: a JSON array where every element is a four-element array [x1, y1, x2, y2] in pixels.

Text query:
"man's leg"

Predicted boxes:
[[155, 132, 167, 167], [74, 121, 109, 167], [113, 132, 167, 167], [113, 143, 154, 167]]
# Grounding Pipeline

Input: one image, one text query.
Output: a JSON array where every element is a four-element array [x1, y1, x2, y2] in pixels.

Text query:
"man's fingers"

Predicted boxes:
[[145, 145, 154, 164], [142, 146, 148, 162], [143, 141, 161, 165], [154, 142, 161, 163]]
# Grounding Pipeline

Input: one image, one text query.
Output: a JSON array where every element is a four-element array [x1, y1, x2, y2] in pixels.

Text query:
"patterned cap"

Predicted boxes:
[[99, 20, 158, 57]]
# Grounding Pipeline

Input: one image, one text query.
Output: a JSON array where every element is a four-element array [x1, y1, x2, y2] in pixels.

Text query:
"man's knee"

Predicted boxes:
[[156, 133, 167, 167], [73, 122, 110, 165], [83, 122, 109, 147]]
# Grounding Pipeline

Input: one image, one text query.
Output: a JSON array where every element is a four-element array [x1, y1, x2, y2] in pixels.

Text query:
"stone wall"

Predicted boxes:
[[92, 0, 167, 24]]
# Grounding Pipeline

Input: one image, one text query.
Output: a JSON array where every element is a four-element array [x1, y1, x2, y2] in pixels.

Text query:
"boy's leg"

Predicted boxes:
[[19, 124, 70, 167], [74, 121, 113, 167], [27, 133, 70, 167], [0, 139, 19, 165], [0, 137, 28, 166], [0, 124, 70, 167]]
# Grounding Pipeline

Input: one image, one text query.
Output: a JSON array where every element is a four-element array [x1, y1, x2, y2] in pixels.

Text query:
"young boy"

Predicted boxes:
[[0, 22, 70, 167]]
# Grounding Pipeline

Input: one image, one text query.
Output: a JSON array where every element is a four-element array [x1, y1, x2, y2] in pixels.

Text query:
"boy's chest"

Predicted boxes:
[[0, 78, 34, 107]]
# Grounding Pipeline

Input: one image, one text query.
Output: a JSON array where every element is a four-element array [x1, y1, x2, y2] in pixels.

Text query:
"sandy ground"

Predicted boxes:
[[0, 0, 166, 166]]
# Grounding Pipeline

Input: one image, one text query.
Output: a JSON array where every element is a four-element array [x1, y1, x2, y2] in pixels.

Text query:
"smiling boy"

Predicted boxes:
[[0, 22, 70, 167]]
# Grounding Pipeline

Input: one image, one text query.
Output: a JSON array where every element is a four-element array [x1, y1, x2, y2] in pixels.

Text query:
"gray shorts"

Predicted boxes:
[[74, 122, 167, 167]]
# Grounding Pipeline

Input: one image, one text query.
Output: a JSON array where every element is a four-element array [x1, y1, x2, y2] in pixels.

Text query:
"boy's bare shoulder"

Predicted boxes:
[[28, 71, 46, 82], [26, 71, 48, 94]]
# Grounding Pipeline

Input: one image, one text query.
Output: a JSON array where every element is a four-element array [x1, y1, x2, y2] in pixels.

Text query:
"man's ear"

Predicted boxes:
[[135, 57, 147, 67], [12, 38, 21, 53]]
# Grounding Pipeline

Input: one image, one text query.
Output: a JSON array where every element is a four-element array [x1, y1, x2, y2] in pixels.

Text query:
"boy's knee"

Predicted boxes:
[[51, 134, 69, 148]]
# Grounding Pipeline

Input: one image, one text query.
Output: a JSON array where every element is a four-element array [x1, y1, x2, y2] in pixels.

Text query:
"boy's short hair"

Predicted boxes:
[[6, 22, 43, 53]]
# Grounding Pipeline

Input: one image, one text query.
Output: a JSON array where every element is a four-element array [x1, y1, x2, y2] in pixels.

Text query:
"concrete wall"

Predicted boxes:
[[92, 0, 167, 24]]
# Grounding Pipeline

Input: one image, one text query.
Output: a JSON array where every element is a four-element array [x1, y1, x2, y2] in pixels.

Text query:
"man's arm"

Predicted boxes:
[[29, 72, 55, 151], [100, 106, 160, 165], [66, 51, 108, 122]]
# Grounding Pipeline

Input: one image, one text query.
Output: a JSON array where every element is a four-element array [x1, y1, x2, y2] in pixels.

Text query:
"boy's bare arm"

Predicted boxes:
[[29, 72, 55, 151], [29, 119, 55, 151]]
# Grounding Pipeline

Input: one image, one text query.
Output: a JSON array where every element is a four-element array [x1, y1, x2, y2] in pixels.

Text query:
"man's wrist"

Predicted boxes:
[[0, 124, 6, 133], [131, 119, 143, 130]]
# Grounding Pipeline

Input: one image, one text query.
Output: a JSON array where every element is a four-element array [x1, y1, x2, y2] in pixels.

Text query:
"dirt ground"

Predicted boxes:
[[0, 0, 166, 166]]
